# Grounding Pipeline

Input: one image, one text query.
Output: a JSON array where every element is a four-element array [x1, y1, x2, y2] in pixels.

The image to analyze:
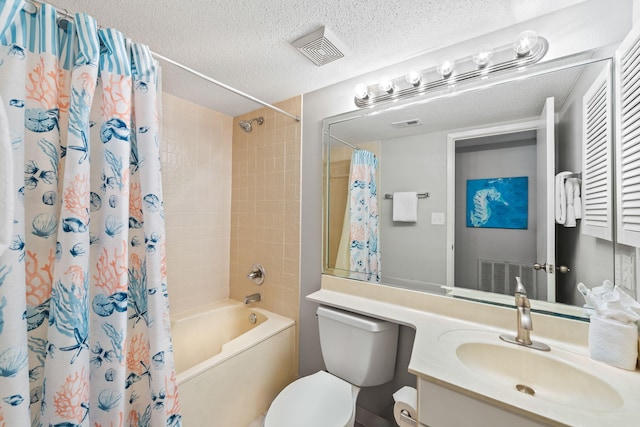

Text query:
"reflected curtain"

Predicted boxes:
[[0, 2, 181, 426], [344, 150, 380, 282]]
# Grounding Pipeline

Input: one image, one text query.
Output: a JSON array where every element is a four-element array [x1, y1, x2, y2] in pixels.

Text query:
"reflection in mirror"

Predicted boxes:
[[324, 52, 618, 318]]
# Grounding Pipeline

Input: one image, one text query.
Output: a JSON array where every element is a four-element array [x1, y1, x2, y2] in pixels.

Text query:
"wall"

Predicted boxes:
[[380, 133, 448, 289], [229, 96, 302, 345], [299, 0, 633, 419], [556, 61, 616, 304], [161, 93, 233, 317], [455, 139, 537, 293]]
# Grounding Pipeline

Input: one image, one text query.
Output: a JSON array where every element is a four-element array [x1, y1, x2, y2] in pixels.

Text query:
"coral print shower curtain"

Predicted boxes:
[[348, 150, 380, 283], [0, 1, 181, 426]]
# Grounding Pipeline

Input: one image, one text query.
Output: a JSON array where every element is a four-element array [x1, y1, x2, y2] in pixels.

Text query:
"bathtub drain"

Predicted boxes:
[[249, 313, 257, 324]]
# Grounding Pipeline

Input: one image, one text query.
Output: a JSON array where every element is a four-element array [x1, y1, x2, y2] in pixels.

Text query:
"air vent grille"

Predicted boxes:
[[291, 27, 345, 67], [391, 119, 422, 129]]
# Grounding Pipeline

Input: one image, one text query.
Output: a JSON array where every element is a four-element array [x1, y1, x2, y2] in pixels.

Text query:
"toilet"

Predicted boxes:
[[264, 305, 399, 427]]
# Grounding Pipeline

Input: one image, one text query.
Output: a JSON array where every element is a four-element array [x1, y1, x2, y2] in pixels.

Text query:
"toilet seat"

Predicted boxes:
[[264, 370, 357, 427]]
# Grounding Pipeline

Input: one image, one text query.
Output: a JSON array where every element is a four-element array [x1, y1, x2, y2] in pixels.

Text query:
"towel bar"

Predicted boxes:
[[384, 192, 429, 199]]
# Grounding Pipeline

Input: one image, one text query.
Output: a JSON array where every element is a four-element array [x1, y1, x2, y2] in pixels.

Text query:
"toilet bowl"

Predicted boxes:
[[264, 371, 359, 427], [264, 306, 399, 427]]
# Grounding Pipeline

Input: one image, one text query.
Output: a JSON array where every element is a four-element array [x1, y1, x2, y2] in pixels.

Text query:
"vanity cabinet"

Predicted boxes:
[[417, 379, 550, 427]]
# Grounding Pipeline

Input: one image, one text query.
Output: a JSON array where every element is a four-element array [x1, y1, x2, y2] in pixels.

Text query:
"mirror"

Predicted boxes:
[[323, 52, 619, 318]]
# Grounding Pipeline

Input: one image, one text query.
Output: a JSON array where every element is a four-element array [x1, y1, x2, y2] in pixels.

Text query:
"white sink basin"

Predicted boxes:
[[439, 329, 624, 412]]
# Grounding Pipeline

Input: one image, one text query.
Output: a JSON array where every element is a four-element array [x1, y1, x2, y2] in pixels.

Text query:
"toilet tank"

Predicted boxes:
[[317, 305, 399, 387]]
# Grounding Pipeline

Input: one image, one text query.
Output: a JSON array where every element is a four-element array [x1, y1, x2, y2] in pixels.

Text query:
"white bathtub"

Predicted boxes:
[[173, 300, 296, 427]]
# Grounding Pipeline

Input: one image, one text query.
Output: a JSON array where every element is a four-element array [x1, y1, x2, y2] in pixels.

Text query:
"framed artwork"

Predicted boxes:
[[466, 176, 528, 229]]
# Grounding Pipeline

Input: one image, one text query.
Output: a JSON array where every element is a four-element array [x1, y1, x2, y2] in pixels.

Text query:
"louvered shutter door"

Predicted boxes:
[[582, 66, 612, 240], [616, 25, 640, 247]]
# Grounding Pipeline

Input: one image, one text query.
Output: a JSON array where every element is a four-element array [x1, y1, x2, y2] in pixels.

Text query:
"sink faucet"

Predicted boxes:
[[515, 292, 533, 345], [244, 293, 261, 304], [499, 277, 550, 351]]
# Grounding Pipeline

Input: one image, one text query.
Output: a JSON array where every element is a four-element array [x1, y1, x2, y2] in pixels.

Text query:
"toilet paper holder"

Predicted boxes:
[[399, 409, 429, 426]]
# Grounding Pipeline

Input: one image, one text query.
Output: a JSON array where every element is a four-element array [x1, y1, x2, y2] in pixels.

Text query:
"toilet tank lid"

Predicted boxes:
[[317, 306, 397, 332]]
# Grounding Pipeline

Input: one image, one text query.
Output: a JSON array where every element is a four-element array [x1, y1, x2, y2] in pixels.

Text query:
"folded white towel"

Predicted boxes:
[[555, 171, 572, 225], [589, 315, 638, 370], [570, 177, 582, 219], [0, 95, 13, 257], [564, 178, 577, 228], [392, 192, 418, 222]]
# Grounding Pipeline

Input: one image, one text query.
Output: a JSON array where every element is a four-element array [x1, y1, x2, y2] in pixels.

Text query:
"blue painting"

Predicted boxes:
[[466, 177, 528, 229]]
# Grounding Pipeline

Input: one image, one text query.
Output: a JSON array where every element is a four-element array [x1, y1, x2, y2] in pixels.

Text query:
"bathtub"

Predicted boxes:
[[173, 300, 296, 427]]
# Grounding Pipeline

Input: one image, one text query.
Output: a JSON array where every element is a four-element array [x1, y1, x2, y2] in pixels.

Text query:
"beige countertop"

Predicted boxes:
[[307, 275, 640, 427]]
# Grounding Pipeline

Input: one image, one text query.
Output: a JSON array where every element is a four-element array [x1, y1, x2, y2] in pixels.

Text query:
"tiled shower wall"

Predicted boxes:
[[161, 93, 233, 316], [229, 97, 301, 326]]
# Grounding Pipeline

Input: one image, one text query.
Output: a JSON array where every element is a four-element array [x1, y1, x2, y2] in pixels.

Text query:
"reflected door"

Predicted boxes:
[[536, 97, 556, 301]]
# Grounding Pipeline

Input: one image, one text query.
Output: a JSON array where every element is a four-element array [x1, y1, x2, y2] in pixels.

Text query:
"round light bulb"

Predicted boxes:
[[472, 45, 494, 68], [354, 83, 369, 100], [436, 60, 455, 78], [514, 30, 539, 57], [405, 71, 423, 86], [378, 78, 395, 94]]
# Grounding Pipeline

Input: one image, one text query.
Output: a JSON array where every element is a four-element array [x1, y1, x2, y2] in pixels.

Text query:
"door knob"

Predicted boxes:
[[532, 262, 547, 271], [557, 265, 570, 273], [533, 263, 554, 273]]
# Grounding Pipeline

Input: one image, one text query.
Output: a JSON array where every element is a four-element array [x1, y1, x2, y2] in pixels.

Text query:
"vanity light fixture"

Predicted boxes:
[[436, 59, 456, 79], [354, 83, 370, 100], [353, 31, 547, 108], [378, 77, 395, 94], [405, 71, 423, 87], [472, 44, 494, 69], [514, 30, 539, 57]]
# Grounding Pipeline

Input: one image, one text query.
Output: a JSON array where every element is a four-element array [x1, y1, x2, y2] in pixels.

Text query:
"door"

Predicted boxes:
[[536, 97, 556, 302]]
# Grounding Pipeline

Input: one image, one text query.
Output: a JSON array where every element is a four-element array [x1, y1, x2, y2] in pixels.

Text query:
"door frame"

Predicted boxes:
[[446, 119, 540, 288]]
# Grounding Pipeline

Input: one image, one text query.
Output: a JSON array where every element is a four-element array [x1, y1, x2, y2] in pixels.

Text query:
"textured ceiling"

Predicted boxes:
[[49, 0, 586, 117]]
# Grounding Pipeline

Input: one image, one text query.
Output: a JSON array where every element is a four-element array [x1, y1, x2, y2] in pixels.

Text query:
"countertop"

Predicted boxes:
[[307, 275, 640, 427]]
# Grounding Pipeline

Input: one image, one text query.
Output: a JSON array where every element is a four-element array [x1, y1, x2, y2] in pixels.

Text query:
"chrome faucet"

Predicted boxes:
[[244, 293, 261, 304], [499, 277, 550, 351], [515, 292, 533, 345]]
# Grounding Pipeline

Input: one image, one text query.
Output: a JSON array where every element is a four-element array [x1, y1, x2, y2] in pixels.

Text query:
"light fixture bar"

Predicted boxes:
[[354, 35, 549, 108]]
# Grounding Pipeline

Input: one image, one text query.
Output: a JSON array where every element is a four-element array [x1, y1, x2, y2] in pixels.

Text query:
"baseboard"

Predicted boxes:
[[355, 405, 395, 427]]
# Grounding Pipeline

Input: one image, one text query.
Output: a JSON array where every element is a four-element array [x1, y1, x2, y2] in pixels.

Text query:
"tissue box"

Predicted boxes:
[[589, 315, 638, 371]]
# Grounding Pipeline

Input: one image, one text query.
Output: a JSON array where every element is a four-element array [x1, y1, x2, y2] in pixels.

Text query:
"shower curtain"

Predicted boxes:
[[0, 2, 181, 426], [344, 150, 380, 283]]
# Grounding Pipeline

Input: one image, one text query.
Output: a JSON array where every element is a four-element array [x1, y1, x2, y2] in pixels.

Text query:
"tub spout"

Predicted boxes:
[[244, 293, 261, 304]]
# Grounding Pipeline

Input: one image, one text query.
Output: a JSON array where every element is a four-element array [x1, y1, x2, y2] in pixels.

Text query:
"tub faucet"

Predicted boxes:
[[244, 293, 261, 304], [499, 277, 550, 351]]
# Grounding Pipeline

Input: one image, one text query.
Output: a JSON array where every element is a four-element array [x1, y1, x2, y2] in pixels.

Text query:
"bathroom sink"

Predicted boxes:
[[438, 330, 624, 412]]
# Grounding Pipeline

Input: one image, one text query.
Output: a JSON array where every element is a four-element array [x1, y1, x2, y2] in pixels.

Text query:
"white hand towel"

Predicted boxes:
[[589, 315, 638, 371], [564, 178, 576, 227], [570, 177, 582, 219], [0, 95, 13, 256], [555, 171, 572, 224], [392, 192, 418, 222]]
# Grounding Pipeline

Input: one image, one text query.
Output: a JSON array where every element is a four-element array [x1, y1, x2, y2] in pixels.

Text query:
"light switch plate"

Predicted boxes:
[[432, 212, 445, 225]]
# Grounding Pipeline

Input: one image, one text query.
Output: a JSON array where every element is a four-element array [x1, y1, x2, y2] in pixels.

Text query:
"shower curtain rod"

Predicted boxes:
[[330, 135, 360, 150], [151, 51, 301, 122], [34, 0, 301, 122]]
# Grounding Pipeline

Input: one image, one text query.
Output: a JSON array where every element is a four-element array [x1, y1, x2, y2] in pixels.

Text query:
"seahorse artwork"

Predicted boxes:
[[466, 177, 528, 229], [469, 187, 508, 228]]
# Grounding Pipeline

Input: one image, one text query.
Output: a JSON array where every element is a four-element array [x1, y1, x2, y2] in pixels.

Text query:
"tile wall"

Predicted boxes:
[[229, 97, 302, 325], [161, 93, 233, 317]]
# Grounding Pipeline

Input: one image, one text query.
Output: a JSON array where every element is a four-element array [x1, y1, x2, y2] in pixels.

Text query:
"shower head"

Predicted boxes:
[[238, 117, 264, 133]]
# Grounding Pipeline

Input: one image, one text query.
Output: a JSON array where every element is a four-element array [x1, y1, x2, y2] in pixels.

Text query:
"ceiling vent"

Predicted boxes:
[[391, 119, 422, 129], [291, 26, 345, 66]]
